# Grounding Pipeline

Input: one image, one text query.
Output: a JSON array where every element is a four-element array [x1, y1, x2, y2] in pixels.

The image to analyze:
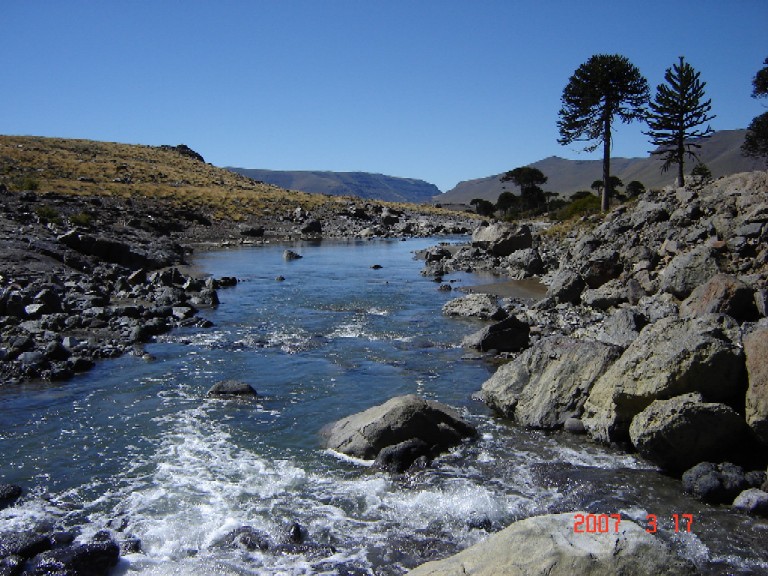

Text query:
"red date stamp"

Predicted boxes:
[[573, 513, 694, 534]]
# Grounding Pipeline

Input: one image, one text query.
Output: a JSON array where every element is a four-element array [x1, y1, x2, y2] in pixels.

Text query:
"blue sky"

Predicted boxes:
[[2, 1, 766, 192]]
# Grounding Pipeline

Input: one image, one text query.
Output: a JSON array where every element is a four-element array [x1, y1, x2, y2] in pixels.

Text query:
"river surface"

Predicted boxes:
[[1, 238, 767, 575]]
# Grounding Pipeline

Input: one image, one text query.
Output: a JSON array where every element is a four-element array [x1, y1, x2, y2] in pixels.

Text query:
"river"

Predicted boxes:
[[1, 238, 766, 575]]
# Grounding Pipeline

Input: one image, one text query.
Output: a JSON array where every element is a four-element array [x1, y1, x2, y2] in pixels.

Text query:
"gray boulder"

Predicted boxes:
[[321, 394, 476, 460], [505, 248, 544, 278], [207, 380, 258, 398], [628, 393, 750, 474], [582, 314, 745, 443], [680, 273, 758, 321], [682, 462, 753, 504], [581, 279, 627, 310], [462, 315, 530, 353], [659, 245, 720, 299], [733, 488, 768, 516], [744, 328, 768, 444], [471, 223, 532, 256], [480, 336, 620, 429], [546, 269, 585, 304], [442, 293, 507, 321], [594, 308, 647, 348], [406, 512, 695, 576]]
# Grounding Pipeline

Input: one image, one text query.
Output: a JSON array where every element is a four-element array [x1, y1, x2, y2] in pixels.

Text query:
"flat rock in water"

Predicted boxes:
[[321, 394, 476, 461], [207, 380, 258, 398], [406, 512, 696, 576]]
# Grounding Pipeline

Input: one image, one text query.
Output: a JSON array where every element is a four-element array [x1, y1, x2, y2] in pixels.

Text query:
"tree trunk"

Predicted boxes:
[[677, 132, 685, 187], [602, 116, 611, 212]]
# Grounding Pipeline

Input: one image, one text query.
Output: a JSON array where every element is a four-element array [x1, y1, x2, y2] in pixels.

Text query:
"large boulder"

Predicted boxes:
[[462, 315, 530, 353], [406, 512, 695, 576], [680, 274, 759, 321], [581, 314, 745, 443], [546, 269, 585, 304], [744, 328, 768, 444], [628, 393, 751, 474], [442, 294, 507, 321], [471, 223, 532, 256], [321, 395, 476, 461], [733, 488, 768, 516], [480, 336, 620, 429], [659, 245, 720, 299]]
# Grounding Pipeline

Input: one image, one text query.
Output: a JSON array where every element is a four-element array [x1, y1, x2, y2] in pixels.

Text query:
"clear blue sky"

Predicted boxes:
[[2, 1, 766, 192]]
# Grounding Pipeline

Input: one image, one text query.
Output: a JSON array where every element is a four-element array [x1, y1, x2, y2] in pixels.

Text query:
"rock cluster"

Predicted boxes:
[[0, 528, 125, 576], [433, 171, 768, 517], [0, 190, 231, 384]]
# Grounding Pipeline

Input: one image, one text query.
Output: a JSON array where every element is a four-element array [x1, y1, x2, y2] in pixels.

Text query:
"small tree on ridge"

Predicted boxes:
[[645, 56, 715, 187]]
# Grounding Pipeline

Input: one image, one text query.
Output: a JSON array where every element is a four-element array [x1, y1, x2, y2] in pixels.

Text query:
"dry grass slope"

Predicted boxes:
[[0, 136, 459, 221]]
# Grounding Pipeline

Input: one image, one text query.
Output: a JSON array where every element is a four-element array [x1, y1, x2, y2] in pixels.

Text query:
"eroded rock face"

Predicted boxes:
[[480, 336, 620, 429], [406, 512, 696, 576], [581, 314, 745, 444], [320, 394, 476, 461], [745, 328, 768, 444], [629, 393, 750, 474]]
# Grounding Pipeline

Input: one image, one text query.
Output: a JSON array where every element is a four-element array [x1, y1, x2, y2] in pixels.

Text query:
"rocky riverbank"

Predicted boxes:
[[0, 186, 474, 386], [408, 170, 768, 574]]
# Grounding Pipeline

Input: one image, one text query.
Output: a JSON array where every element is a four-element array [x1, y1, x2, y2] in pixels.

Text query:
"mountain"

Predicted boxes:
[[227, 168, 441, 204], [438, 129, 765, 204]]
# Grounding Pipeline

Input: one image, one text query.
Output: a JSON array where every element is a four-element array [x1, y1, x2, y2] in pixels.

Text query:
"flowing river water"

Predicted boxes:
[[1, 238, 767, 575]]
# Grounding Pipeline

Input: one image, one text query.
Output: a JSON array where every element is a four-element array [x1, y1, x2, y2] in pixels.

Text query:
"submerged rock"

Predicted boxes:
[[206, 380, 258, 398], [321, 394, 476, 461], [405, 512, 696, 576]]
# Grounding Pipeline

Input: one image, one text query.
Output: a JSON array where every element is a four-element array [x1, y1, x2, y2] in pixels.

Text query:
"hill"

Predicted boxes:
[[439, 129, 765, 204], [227, 168, 440, 203]]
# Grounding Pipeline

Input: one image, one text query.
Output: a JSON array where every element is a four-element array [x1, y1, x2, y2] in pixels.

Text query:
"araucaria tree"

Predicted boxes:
[[645, 57, 715, 187], [742, 57, 768, 162], [558, 54, 649, 212]]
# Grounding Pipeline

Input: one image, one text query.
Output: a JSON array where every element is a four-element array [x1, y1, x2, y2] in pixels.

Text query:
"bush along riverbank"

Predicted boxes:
[[409, 170, 768, 572]]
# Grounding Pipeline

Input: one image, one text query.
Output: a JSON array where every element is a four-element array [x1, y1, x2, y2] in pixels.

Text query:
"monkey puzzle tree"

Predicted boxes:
[[742, 57, 768, 162], [558, 54, 649, 212], [645, 57, 716, 187], [500, 166, 548, 212]]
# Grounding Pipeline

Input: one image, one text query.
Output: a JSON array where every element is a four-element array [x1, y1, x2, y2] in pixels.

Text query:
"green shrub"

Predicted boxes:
[[69, 212, 93, 227], [554, 194, 601, 221], [13, 176, 40, 191], [35, 205, 62, 224]]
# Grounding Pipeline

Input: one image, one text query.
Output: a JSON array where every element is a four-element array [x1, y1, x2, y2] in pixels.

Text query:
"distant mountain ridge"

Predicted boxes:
[[439, 129, 765, 204], [227, 168, 441, 203]]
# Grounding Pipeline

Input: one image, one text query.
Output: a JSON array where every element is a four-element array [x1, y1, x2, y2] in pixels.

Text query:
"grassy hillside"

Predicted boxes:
[[0, 136, 355, 221], [0, 136, 461, 225]]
